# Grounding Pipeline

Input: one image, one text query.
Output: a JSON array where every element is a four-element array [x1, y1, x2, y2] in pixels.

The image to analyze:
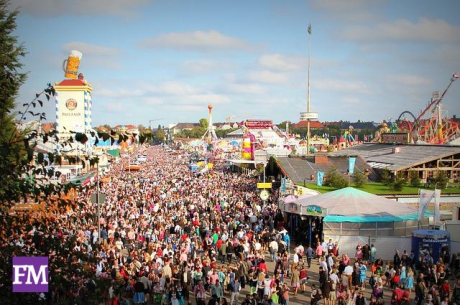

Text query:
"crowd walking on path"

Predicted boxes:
[[1, 144, 460, 305]]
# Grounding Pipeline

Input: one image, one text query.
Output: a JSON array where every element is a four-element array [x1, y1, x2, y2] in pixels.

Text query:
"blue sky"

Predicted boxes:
[[11, 0, 460, 127]]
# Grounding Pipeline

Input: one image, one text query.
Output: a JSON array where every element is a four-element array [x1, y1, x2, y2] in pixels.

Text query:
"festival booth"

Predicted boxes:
[[412, 230, 450, 266], [286, 187, 431, 259]]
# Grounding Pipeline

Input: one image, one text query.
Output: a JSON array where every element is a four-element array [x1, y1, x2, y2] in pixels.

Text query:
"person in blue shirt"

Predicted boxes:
[[283, 233, 291, 253], [359, 262, 367, 289], [306, 245, 314, 268]]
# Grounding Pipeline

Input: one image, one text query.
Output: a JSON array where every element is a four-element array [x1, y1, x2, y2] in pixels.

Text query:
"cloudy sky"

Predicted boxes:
[[11, 0, 460, 127]]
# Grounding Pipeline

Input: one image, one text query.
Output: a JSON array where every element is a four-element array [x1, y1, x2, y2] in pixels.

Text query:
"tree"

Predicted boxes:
[[199, 118, 208, 129], [432, 171, 448, 189], [380, 169, 391, 185], [352, 171, 367, 188], [0, 0, 28, 207], [390, 176, 406, 191], [155, 125, 165, 143], [325, 167, 349, 189], [137, 124, 147, 133], [409, 171, 421, 187]]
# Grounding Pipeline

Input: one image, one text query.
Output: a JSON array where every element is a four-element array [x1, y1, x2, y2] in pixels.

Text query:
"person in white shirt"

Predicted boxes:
[[269, 240, 278, 262], [293, 252, 300, 264], [344, 264, 354, 287], [320, 257, 329, 274], [329, 271, 339, 285]]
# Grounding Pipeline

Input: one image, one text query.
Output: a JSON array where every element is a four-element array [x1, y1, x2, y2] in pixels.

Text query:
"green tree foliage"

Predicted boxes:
[[409, 171, 421, 187], [352, 171, 367, 188], [432, 171, 448, 189], [380, 169, 391, 185], [0, 0, 29, 206], [325, 167, 349, 189], [199, 118, 208, 129], [216, 128, 237, 138], [390, 176, 407, 191], [155, 125, 165, 143]]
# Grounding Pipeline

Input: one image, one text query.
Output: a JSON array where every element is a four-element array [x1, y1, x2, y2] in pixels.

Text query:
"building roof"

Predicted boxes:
[[41, 123, 55, 132], [329, 143, 460, 171], [276, 155, 371, 184], [56, 79, 87, 86], [114, 124, 137, 131], [293, 121, 323, 129]]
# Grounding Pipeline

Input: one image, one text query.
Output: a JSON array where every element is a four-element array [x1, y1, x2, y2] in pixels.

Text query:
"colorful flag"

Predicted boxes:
[[348, 157, 356, 175], [434, 189, 441, 223], [317, 171, 324, 187], [281, 177, 286, 192], [418, 189, 435, 221]]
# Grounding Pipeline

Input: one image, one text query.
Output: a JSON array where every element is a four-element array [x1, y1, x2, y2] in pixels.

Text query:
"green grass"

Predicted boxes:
[[302, 182, 460, 195]]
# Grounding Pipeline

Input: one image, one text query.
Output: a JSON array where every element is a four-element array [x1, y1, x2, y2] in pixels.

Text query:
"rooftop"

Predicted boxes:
[[330, 143, 460, 171], [276, 155, 371, 184]]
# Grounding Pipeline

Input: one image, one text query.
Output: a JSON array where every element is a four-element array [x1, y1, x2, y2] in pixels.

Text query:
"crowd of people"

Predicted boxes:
[[1, 144, 460, 305], [1, 144, 300, 305]]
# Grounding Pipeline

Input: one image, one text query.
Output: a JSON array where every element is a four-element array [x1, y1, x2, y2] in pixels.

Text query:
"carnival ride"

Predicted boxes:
[[376, 72, 460, 144]]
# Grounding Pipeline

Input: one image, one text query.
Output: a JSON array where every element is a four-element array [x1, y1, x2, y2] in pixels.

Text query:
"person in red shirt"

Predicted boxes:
[[392, 283, 404, 304], [216, 238, 223, 250], [258, 259, 268, 273], [392, 271, 401, 289]]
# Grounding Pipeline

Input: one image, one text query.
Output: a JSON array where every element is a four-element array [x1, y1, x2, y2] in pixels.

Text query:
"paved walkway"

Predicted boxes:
[[188, 251, 398, 305]]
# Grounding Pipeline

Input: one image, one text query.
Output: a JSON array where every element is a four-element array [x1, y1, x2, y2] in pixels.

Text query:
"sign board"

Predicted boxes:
[[260, 190, 270, 201], [300, 112, 319, 120], [91, 193, 106, 204], [286, 202, 300, 214], [257, 182, 272, 189], [301, 205, 328, 217], [381, 133, 410, 144]]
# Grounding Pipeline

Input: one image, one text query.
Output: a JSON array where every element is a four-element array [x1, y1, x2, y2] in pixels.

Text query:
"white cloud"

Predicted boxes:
[[223, 83, 267, 94], [339, 18, 460, 43], [180, 60, 235, 75], [149, 82, 198, 96], [103, 102, 125, 113], [313, 79, 373, 94], [95, 87, 144, 98], [139, 30, 258, 52], [62, 42, 123, 70], [9, 0, 151, 17], [247, 70, 290, 84], [258, 54, 303, 71], [187, 94, 231, 105], [342, 97, 362, 105], [63, 42, 121, 56], [143, 97, 164, 105], [387, 74, 432, 87]]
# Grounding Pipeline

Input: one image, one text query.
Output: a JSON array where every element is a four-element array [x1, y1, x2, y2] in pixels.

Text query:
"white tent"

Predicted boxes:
[[293, 187, 418, 222]]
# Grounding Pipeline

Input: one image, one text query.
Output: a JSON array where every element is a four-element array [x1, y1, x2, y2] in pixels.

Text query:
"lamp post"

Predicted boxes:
[[306, 24, 312, 156], [96, 159, 100, 242]]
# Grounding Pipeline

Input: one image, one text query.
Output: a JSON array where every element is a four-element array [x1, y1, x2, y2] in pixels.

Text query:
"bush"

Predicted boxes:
[[325, 168, 349, 189], [390, 176, 407, 191], [352, 171, 367, 188], [409, 171, 421, 187], [380, 169, 391, 185], [432, 171, 448, 189]]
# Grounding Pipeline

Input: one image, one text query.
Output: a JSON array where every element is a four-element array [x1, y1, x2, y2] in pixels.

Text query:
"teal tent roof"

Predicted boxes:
[[293, 187, 419, 223]]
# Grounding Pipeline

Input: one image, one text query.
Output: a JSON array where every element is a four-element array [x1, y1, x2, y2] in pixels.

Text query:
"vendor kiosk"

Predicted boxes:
[[411, 230, 450, 266]]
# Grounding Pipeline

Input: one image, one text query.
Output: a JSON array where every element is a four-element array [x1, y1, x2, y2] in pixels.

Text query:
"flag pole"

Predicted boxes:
[[307, 24, 312, 156]]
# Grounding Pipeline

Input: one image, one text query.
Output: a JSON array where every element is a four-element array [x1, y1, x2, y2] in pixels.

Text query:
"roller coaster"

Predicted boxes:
[[390, 72, 460, 144]]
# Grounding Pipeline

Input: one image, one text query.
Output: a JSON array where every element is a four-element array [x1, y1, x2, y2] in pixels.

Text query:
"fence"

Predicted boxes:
[[324, 218, 430, 237], [325, 235, 412, 261]]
